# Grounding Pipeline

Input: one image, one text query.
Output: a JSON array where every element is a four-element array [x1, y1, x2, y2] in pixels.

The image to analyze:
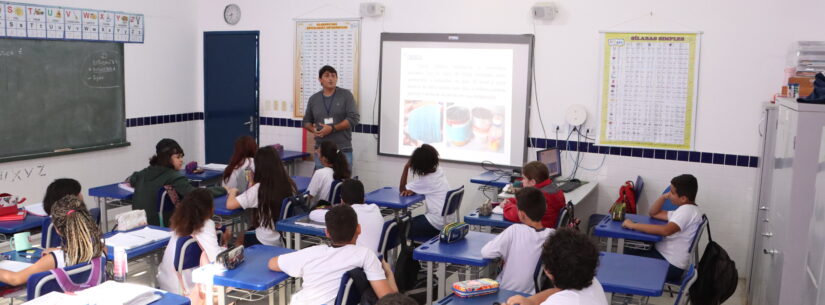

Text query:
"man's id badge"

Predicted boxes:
[[324, 117, 333, 125]]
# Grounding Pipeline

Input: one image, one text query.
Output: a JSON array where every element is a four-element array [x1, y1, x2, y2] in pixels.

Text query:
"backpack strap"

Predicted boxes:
[[49, 256, 104, 293], [163, 185, 181, 206], [703, 214, 712, 242]]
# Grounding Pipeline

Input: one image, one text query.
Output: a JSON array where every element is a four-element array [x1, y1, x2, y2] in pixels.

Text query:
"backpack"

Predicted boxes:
[[609, 181, 637, 217], [689, 216, 738, 305], [339, 268, 378, 305], [557, 201, 581, 230], [394, 218, 421, 293]]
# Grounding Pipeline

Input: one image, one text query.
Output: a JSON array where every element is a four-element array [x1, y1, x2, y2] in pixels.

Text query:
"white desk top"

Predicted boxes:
[[498, 181, 598, 206]]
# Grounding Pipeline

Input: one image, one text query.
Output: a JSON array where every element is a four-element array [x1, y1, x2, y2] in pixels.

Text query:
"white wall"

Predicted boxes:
[[0, 0, 203, 206]]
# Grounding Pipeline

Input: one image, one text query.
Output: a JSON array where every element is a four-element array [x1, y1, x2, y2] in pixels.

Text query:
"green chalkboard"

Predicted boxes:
[[0, 38, 128, 162]]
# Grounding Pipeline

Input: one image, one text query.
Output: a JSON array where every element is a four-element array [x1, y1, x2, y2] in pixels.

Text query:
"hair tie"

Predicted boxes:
[[67, 209, 76, 215], [336, 149, 341, 154]]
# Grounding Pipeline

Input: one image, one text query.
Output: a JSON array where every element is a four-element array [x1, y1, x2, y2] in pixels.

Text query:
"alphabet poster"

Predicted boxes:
[[0, 2, 143, 43]]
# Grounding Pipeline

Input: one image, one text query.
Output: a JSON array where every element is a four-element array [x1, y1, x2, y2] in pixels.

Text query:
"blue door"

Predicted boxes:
[[204, 31, 259, 164]]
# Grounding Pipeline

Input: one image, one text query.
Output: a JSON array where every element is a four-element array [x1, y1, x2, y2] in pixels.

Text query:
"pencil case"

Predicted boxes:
[[452, 278, 499, 298], [439, 222, 469, 243]]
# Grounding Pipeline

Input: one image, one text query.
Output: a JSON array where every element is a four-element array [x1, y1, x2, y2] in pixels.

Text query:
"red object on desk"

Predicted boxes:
[[0, 193, 25, 216], [0, 210, 26, 221]]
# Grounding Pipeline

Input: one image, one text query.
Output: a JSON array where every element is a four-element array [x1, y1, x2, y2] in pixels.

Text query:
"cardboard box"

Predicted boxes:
[[789, 76, 815, 97]]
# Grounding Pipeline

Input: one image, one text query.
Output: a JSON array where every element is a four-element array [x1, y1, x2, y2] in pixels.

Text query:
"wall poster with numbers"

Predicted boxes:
[[293, 19, 360, 118], [597, 32, 701, 150]]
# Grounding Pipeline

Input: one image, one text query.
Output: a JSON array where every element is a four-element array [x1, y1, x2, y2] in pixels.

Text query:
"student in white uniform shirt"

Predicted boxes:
[[158, 189, 222, 302], [506, 229, 607, 305], [482, 187, 555, 294], [227, 146, 297, 247], [269, 205, 398, 305], [622, 174, 703, 283], [309, 179, 385, 254], [307, 141, 351, 208], [399, 144, 451, 240]]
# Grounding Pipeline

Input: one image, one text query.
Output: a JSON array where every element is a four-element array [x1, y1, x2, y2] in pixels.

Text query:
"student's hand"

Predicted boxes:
[[505, 295, 533, 305], [228, 188, 238, 196], [622, 219, 636, 229], [400, 190, 415, 196], [381, 259, 393, 275]]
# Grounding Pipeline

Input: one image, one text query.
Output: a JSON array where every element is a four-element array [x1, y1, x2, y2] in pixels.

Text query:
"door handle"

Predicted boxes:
[[759, 206, 768, 211], [243, 116, 254, 132], [763, 249, 779, 255], [761, 232, 773, 237], [763, 218, 770, 223]]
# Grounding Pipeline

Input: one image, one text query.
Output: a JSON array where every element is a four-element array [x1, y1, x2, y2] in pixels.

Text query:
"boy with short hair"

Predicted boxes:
[[482, 187, 555, 294], [622, 174, 703, 282], [503, 161, 567, 228], [269, 205, 398, 305], [309, 179, 385, 253], [505, 229, 607, 305]]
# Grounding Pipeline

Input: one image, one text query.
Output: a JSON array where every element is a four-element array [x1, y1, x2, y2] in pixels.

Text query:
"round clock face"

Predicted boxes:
[[224, 4, 241, 25]]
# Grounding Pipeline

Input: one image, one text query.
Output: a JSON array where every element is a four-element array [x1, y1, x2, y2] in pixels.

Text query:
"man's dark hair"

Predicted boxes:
[[541, 228, 600, 290], [516, 187, 546, 222], [409, 144, 439, 176], [318, 65, 338, 78], [43, 178, 82, 216], [671, 174, 698, 202], [341, 179, 365, 204], [376, 293, 417, 305], [325, 205, 358, 244]]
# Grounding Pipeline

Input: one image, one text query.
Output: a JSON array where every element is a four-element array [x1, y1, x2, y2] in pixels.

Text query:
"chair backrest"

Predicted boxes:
[[334, 268, 360, 305], [174, 236, 203, 271], [533, 260, 544, 294], [280, 191, 310, 220], [634, 176, 644, 200], [673, 264, 697, 305], [688, 215, 709, 264], [157, 187, 175, 227], [441, 185, 465, 224], [26, 256, 105, 300], [661, 186, 678, 211], [378, 215, 409, 259], [329, 180, 344, 204]]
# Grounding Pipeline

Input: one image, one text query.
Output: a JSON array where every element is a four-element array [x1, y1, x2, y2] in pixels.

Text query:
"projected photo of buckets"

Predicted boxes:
[[404, 101, 443, 145], [446, 105, 472, 146], [471, 107, 493, 143]]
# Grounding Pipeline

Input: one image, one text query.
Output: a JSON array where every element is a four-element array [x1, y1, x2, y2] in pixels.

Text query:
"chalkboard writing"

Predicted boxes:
[[0, 38, 127, 162]]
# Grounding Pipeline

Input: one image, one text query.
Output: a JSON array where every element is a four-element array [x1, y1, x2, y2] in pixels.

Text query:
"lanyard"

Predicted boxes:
[[323, 89, 337, 117]]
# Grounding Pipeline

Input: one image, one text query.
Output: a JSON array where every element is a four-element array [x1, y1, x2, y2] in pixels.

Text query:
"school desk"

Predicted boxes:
[[88, 183, 135, 233], [0, 213, 47, 237], [364, 187, 425, 216], [291, 175, 311, 194], [597, 252, 669, 299], [179, 169, 223, 187], [469, 171, 512, 189], [207, 244, 294, 305], [0, 248, 43, 289], [434, 288, 528, 305], [593, 214, 665, 254], [275, 215, 326, 250], [282, 150, 310, 175], [413, 231, 496, 305], [103, 225, 171, 288]]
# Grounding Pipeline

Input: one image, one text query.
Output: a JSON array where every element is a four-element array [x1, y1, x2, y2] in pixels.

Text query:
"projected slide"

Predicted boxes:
[[379, 34, 533, 167]]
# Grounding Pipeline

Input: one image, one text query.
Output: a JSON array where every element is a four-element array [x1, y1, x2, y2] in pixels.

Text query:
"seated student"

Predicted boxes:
[[221, 135, 257, 191], [503, 161, 566, 228], [0, 195, 105, 286], [43, 178, 83, 216], [482, 187, 555, 294], [505, 228, 607, 305], [157, 189, 222, 302], [307, 141, 351, 208], [129, 138, 226, 226], [399, 144, 450, 240], [269, 205, 398, 305], [227, 146, 296, 247], [622, 174, 703, 283], [309, 179, 384, 253], [376, 293, 418, 305]]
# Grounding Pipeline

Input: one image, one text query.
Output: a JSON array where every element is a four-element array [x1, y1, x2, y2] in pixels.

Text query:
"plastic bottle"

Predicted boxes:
[[113, 246, 128, 282]]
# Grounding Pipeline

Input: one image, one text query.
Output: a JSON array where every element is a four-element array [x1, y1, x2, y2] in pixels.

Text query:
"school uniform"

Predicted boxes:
[[540, 278, 608, 305], [481, 224, 554, 294], [157, 219, 222, 294], [657, 204, 703, 269], [278, 244, 386, 305], [502, 179, 566, 228], [307, 167, 335, 207], [235, 183, 283, 246], [308, 203, 385, 254], [222, 158, 254, 191], [129, 165, 226, 226], [405, 166, 450, 239]]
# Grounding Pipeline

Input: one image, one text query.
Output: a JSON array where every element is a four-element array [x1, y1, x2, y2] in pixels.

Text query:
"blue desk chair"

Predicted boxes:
[[335, 268, 372, 305], [328, 180, 344, 205], [410, 185, 465, 244], [673, 264, 697, 305], [172, 236, 203, 295], [41, 208, 101, 248], [158, 187, 177, 227], [26, 256, 105, 300], [589, 176, 643, 237], [378, 215, 409, 259], [533, 261, 553, 293], [280, 191, 310, 220], [661, 186, 677, 211], [634, 175, 644, 200]]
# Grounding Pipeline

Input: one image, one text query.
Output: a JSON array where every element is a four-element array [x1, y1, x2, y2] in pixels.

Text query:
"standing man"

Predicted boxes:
[[303, 65, 360, 169]]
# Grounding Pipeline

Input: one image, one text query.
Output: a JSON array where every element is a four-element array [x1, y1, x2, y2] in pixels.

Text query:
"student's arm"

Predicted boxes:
[[480, 227, 509, 258], [502, 198, 520, 223], [399, 161, 415, 196], [506, 288, 561, 305], [0, 255, 56, 286], [648, 193, 669, 220], [170, 174, 199, 197], [226, 188, 242, 210], [623, 220, 681, 236], [372, 260, 398, 296], [268, 256, 282, 272]]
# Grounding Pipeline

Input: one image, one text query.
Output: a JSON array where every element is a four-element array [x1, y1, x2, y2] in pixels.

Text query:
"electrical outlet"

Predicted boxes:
[[550, 123, 567, 136]]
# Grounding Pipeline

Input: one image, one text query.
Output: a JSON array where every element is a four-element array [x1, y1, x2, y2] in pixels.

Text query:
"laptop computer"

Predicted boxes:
[[536, 148, 582, 193]]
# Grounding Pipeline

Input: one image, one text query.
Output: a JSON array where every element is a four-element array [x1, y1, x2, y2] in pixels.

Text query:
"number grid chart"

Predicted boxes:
[[597, 32, 700, 150], [293, 19, 360, 118]]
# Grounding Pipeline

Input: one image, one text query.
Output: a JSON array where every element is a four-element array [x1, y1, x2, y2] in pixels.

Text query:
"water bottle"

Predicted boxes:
[[113, 246, 128, 282]]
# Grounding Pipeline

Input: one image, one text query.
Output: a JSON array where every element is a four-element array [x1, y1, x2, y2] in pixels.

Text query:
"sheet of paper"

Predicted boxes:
[[118, 182, 135, 193], [105, 232, 149, 250], [295, 222, 326, 229], [0, 260, 33, 272], [75, 281, 160, 305], [23, 203, 46, 216], [130, 227, 170, 242], [202, 163, 228, 171]]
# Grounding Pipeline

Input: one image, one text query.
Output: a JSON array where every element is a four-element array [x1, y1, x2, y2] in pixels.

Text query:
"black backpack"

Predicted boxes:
[[689, 216, 738, 305], [393, 218, 421, 292]]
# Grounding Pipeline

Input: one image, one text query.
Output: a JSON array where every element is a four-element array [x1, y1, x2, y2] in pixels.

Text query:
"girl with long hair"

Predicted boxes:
[[222, 136, 257, 191], [307, 141, 351, 207]]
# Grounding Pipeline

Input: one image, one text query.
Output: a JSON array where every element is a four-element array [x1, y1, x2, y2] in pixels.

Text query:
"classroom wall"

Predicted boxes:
[[196, 0, 825, 282], [0, 0, 204, 221]]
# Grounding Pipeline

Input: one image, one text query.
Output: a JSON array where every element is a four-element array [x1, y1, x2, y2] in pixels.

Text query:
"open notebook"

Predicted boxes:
[[105, 227, 170, 250], [23, 281, 163, 305]]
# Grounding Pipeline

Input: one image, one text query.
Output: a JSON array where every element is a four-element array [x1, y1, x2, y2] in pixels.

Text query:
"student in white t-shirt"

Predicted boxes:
[[307, 141, 351, 208], [482, 187, 554, 294], [158, 189, 223, 303], [622, 174, 703, 283], [227, 146, 297, 247], [309, 179, 385, 254], [269, 205, 398, 305], [505, 229, 607, 305], [399, 144, 451, 240]]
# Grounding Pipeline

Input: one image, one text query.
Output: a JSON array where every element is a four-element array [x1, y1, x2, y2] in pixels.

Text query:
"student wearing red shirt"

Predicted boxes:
[[503, 161, 566, 228]]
